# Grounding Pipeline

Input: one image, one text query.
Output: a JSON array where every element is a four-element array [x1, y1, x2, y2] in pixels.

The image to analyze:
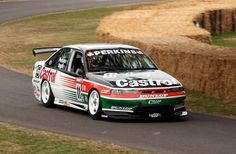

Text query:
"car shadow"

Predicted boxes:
[[42, 104, 190, 123], [53, 105, 89, 117], [106, 116, 189, 123]]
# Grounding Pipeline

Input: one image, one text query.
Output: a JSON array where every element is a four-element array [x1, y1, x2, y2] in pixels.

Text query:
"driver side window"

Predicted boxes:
[[70, 51, 83, 74]]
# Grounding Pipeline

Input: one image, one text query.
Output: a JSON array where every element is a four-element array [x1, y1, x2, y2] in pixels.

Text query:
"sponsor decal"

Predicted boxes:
[[35, 91, 40, 98], [33, 85, 40, 98], [101, 114, 109, 118], [116, 78, 178, 87], [101, 89, 111, 94], [148, 99, 162, 104], [40, 67, 57, 83], [86, 51, 94, 57], [174, 104, 185, 110], [81, 85, 86, 91], [76, 84, 82, 101], [76, 78, 83, 83], [126, 73, 150, 78], [64, 101, 69, 106], [37, 65, 42, 70], [111, 106, 132, 111], [93, 49, 143, 56], [84, 96, 88, 102], [103, 73, 118, 78], [35, 65, 42, 78], [81, 95, 85, 102], [103, 72, 150, 79], [125, 72, 134, 76], [140, 94, 168, 98], [32, 79, 40, 83], [35, 73, 40, 78], [149, 113, 161, 118]]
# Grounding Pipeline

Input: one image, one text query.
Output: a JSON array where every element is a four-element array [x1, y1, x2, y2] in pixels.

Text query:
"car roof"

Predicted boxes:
[[64, 44, 139, 51]]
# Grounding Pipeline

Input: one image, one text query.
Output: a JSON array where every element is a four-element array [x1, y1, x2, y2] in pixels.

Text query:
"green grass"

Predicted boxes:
[[185, 89, 236, 119], [212, 31, 236, 49], [0, 123, 145, 154], [0, 6, 139, 75]]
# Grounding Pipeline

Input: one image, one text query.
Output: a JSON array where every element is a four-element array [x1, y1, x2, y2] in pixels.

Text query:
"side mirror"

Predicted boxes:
[[76, 68, 84, 76]]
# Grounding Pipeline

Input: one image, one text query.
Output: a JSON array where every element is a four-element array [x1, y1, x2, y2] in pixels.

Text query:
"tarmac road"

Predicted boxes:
[[0, 0, 236, 154], [0, 0, 160, 23]]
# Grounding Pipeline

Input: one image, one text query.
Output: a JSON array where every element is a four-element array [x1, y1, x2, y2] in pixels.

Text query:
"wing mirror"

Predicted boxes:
[[76, 68, 85, 76]]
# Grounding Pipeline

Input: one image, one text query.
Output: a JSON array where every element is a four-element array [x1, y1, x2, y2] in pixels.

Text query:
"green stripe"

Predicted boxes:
[[101, 97, 185, 110], [64, 89, 77, 101]]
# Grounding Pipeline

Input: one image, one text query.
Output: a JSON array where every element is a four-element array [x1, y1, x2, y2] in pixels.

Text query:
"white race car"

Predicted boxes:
[[32, 44, 187, 119]]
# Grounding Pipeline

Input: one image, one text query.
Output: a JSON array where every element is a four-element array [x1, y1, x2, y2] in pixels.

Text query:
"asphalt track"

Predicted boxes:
[[0, 0, 236, 154]]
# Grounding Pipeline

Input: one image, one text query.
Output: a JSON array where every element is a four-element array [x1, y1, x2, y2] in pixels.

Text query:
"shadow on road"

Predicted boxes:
[[47, 104, 190, 123]]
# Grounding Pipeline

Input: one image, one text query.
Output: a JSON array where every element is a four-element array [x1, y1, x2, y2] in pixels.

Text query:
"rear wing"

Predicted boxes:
[[32, 47, 61, 56]]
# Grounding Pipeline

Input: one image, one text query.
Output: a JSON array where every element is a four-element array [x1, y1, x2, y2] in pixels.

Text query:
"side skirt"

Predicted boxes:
[[54, 98, 88, 111]]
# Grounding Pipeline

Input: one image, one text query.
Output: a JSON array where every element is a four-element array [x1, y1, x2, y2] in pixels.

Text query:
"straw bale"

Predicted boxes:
[[96, 0, 236, 100]]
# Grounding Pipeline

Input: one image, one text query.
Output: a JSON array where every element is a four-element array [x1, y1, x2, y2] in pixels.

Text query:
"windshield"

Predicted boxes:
[[86, 48, 157, 72]]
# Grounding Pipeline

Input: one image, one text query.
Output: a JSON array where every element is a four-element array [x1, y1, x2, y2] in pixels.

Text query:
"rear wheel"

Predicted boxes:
[[41, 80, 54, 107], [88, 90, 102, 120]]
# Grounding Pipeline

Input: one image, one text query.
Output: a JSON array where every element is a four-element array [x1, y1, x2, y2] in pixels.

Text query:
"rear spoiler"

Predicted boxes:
[[32, 47, 61, 56]]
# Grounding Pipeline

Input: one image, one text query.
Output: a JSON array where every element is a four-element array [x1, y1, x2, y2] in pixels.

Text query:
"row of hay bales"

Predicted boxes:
[[96, 0, 236, 100], [194, 9, 236, 43]]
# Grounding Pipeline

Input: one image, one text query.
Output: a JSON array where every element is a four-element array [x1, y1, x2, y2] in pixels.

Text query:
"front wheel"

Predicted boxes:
[[88, 90, 102, 120], [41, 80, 54, 107]]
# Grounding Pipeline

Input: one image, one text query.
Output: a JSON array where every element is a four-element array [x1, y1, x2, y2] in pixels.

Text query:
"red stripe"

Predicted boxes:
[[62, 76, 76, 81], [63, 84, 76, 90], [63, 82, 76, 86]]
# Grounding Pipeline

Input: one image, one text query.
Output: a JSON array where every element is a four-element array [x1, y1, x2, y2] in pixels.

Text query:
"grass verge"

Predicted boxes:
[[0, 2, 235, 118], [0, 122, 145, 154], [185, 89, 236, 119], [212, 31, 236, 49], [0, 5, 140, 75]]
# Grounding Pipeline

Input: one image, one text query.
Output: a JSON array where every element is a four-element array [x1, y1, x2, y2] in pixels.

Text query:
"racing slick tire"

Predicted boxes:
[[88, 90, 102, 120], [41, 80, 54, 108]]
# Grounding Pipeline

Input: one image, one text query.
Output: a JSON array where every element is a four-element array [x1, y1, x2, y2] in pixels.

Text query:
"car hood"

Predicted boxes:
[[86, 70, 182, 88]]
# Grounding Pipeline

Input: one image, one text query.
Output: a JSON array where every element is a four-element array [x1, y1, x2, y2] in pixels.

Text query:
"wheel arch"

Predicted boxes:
[[88, 88, 100, 98]]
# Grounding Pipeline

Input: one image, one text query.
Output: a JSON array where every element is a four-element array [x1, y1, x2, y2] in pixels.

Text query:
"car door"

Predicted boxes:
[[52, 48, 86, 110], [66, 50, 84, 105], [49, 48, 73, 102]]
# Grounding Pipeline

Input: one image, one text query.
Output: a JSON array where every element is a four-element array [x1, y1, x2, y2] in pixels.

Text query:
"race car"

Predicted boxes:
[[32, 44, 187, 120]]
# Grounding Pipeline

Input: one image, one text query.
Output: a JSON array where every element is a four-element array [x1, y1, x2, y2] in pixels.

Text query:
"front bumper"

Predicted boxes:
[[102, 106, 188, 119], [101, 95, 187, 119]]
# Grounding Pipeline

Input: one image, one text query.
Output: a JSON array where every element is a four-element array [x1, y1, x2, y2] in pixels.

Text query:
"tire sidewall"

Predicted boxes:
[[88, 90, 102, 120], [41, 80, 54, 107]]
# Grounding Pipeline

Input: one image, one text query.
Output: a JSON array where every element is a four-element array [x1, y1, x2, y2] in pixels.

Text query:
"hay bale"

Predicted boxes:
[[96, 0, 236, 101]]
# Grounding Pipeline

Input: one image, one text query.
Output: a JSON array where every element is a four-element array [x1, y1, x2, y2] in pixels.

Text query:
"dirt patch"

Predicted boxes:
[[96, 0, 236, 100]]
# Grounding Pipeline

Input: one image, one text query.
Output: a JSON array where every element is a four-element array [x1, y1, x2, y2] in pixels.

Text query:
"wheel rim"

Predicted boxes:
[[41, 80, 50, 103], [89, 91, 100, 115]]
